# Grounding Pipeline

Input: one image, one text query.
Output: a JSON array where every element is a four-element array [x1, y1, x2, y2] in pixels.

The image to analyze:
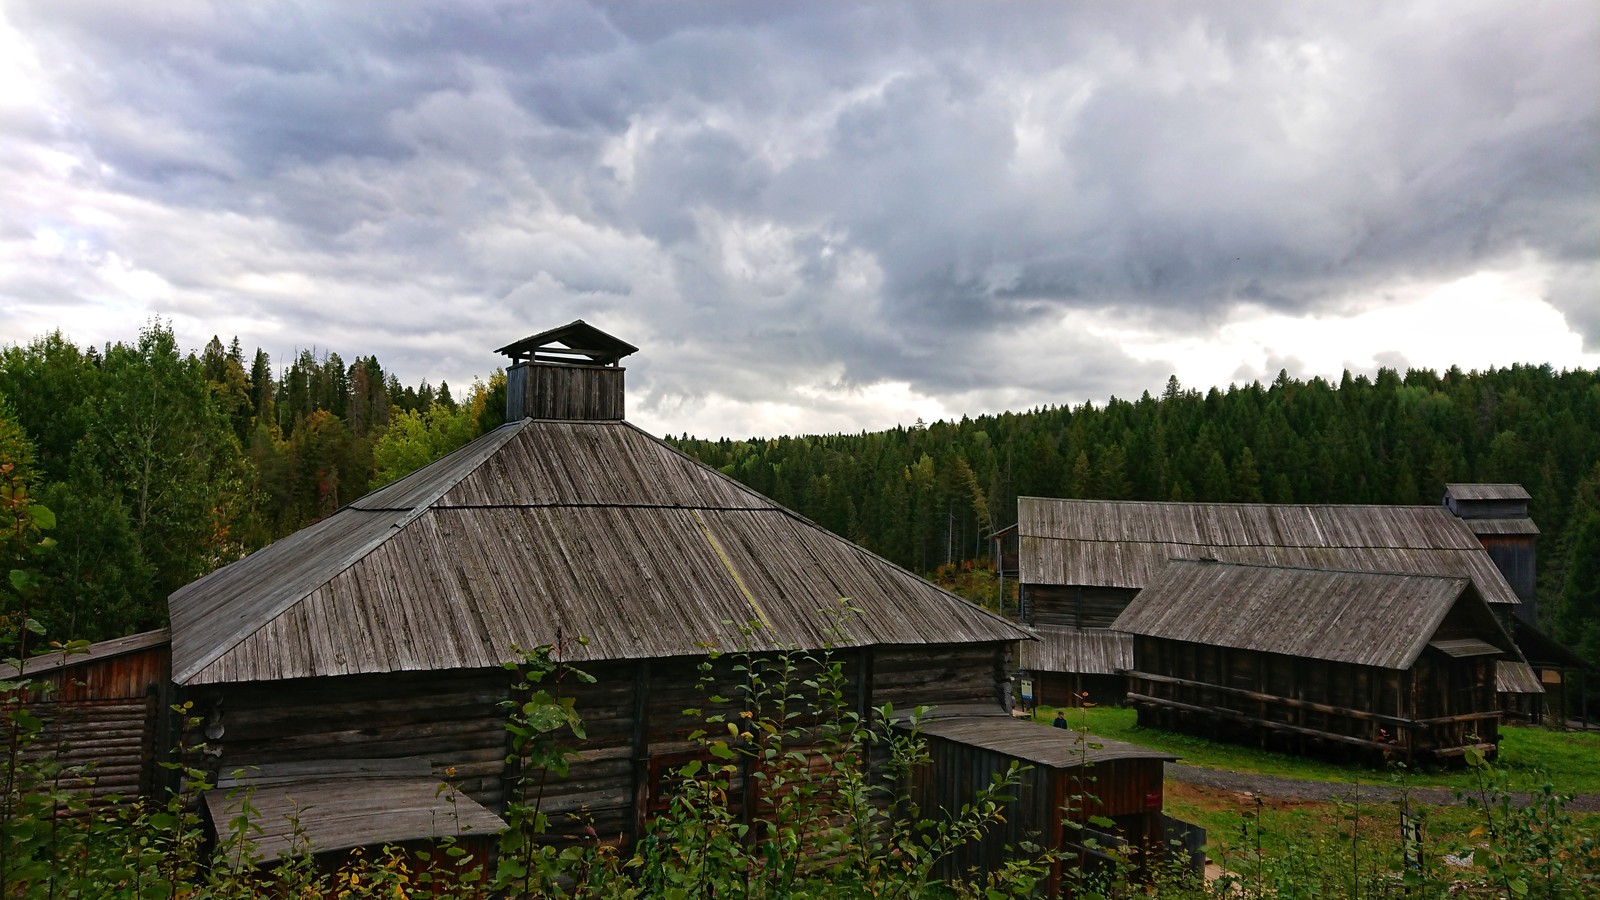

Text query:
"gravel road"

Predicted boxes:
[[1166, 763, 1600, 813]]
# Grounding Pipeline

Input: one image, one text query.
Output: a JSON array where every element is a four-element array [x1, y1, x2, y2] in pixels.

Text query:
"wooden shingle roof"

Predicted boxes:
[[1112, 560, 1511, 670], [205, 758, 505, 862], [1016, 498, 1521, 607], [170, 419, 1028, 686], [495, 319, 638, 366], [1444, 483, 1531, 502], [1016, 626, 1132, 676], [915, 716, 1176, 768]]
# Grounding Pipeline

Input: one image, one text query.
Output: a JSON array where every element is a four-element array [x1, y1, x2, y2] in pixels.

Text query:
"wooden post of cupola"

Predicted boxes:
[[496, 320, 640, 422]]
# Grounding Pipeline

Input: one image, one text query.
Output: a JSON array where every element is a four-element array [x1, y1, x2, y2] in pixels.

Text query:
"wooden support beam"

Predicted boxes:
[[1412, 711, 1503, 727], [630, 659, 651, 844], [1430, 742, 1498, 759], [1125, 670, 1416, 728], [1125, 692, 1399, 752]]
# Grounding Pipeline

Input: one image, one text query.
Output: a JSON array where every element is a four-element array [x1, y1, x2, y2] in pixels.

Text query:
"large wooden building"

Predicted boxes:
[[1001, 497, 1545, 712], [157, 321, 1053, 858], [1113, 560, 1518, 762]]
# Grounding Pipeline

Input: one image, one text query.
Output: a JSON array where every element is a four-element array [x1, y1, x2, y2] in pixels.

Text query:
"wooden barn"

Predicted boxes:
[[908, 714, 1186, 897], [1114, 559, 1519, 763], [157, 321, 1043, 860], [1002, 497, 1544, 711]]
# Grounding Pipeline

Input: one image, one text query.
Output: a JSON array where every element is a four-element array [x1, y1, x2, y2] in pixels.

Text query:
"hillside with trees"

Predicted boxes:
[[2, 324, 1597, 670]]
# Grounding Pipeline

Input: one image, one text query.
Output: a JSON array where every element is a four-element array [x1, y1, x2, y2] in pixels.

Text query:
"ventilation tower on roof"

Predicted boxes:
[[496, 320, 639, 422]]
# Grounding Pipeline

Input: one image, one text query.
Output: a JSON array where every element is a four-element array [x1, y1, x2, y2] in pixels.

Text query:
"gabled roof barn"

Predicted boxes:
[[1112, 559, 1516, 670], [1016, 498, 1521, 607]]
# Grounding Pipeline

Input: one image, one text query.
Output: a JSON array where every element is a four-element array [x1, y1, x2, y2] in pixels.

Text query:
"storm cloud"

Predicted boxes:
[[2, 1, 1596, 437]]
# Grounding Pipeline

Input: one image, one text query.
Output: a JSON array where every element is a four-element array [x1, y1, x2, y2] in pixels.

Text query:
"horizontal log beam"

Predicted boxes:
[[1126, 692, 1398, 753], [1124, 670, 1419, 728]]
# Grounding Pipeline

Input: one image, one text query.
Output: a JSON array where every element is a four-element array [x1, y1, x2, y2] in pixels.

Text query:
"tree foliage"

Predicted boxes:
[[0, 324, 502, 643], [4, 323, 1600, 669], [672, 367, 1600, 666]]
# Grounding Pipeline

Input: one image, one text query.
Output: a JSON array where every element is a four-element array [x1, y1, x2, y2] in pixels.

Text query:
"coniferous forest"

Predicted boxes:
[[3, 322, 1599, 671]]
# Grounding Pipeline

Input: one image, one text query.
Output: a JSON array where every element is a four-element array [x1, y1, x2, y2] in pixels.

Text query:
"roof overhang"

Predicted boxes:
[[204, 758, 505, 864], [910, 714, 1177, 768]]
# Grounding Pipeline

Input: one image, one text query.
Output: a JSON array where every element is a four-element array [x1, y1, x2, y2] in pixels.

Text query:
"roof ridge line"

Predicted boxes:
[[1166, 558, 1474, 581], [368, 501, 788, 512], [1038, 536, 1480, 551]]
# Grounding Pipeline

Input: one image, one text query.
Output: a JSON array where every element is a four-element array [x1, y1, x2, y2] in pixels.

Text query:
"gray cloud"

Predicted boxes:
[[1, 0, 1596, 435]]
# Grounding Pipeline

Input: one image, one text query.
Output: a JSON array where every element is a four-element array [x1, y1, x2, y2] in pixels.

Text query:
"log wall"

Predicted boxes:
[[6, 641, 172, 804], [195, 669, 511, 810], [194, 641, 1011, 852], [1126, 637, 1500, 764], [1023, 584, 1138, 629]]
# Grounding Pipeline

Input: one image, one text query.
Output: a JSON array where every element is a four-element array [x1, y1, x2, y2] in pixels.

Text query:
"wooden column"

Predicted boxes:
[[630, 659, 651, 843]]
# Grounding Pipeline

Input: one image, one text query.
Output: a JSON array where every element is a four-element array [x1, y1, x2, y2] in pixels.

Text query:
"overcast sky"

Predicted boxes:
[[3, 2, 1597, 439]]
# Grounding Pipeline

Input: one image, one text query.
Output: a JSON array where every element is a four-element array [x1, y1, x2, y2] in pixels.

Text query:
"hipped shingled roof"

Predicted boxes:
[[1112, 560, 1515, 670], [1017, 498, 1521, 607], [170, 420, 1028, 686]]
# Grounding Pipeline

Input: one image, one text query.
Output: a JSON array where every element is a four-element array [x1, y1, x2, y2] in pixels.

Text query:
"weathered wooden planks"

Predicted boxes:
[[1016, 497, 1522, 607]]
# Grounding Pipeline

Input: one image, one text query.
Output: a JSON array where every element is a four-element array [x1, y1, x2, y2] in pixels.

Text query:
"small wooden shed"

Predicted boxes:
[[1114, 560, 1519, 763], [163, 321, 1032, 857], [1, 629, 173, 805], [909, 715, 1182, 897]]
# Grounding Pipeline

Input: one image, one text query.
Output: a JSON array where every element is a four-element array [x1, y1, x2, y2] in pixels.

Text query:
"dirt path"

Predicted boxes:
[[1166, 763, 1600, 813]]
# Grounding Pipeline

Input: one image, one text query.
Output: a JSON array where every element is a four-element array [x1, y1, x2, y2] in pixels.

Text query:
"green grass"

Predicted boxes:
[[1035, 705, 1600, 794]]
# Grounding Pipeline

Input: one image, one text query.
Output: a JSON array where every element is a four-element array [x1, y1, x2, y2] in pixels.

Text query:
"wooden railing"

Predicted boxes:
[[1123, 670, 1498, 760]]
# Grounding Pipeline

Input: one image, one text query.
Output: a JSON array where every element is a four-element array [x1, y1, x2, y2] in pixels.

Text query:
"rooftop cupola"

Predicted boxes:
[[496, 320, 638, 421]]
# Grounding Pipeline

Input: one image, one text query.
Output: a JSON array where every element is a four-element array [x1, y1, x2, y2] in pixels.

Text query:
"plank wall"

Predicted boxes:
[[1127, 637, 1501, 763]]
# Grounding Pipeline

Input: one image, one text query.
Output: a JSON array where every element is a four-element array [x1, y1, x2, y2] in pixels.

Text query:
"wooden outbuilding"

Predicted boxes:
[[1002, 497, 1542, 711], [909, 714, 1188, 897], [163, 321, 1035, 858], [1, 629, 173, 805], [1114, 559, 1518, 763]]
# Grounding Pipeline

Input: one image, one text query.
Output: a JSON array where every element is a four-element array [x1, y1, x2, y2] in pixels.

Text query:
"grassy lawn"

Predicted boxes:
[[1033, 705, 1600, 794]]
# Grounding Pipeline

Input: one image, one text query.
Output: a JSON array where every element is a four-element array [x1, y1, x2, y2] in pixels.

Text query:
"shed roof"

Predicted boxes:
[[1463, 518, 1540, 536], [1016, 626, 1132, 676], [1015, 498, 1520, 606], [1444, 484, 1531, 502], [205, 758, 504, 862], [1, 628, 170, 679], [915, 715, 1176, 768], [170, 419, 1028, 685], [1112, 560, 1511, 670], [1495, 660, 1545, 695]]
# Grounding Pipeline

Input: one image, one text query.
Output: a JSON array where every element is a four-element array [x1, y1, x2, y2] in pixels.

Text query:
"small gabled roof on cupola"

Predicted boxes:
[[496, 319, 639, 366]]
